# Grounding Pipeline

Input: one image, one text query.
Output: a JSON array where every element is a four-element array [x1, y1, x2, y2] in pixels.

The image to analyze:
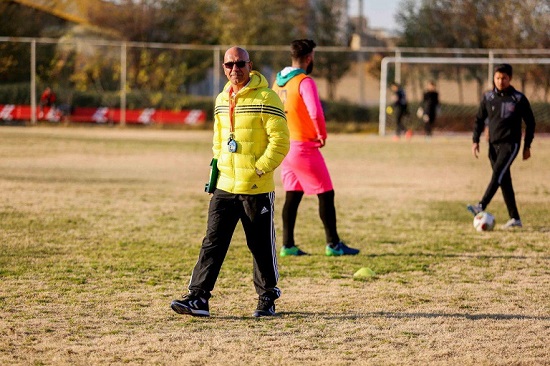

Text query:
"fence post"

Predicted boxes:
[[120, 42, 127, 127], [395, 49, 401, 84], [213, 47, 221, 99], [30, 40, 37, 125], [357, 0, 366, 106], [379, 57, 392, 136], [357, 50, 366, 106], [487, 50, 494, 89]]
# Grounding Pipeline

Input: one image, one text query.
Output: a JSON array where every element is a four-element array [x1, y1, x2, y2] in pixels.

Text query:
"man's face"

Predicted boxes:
[[494, 71, 511, 91], [223, 48, 251, 88]]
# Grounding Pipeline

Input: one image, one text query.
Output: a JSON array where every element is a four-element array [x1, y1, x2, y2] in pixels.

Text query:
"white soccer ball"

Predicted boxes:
[[473, 212, 495, 232]]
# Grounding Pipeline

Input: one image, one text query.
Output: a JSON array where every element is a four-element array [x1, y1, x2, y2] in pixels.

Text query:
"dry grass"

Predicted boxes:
[[0, 127, 549, 365]]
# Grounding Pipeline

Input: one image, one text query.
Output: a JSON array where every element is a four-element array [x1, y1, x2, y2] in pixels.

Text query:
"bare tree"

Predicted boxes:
[[396, 0, 549, 101], [309, 0, 352, 100]]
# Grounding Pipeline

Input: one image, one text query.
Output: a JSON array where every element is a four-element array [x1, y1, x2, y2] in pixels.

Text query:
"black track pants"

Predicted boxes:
[[188, 189, 280, 300], [480, 142, 520, 220]]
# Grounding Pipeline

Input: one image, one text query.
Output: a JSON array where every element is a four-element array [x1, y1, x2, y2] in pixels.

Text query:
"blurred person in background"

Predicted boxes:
[[420, 80, 439, 137], [272, 39, 359, 257], [39, 86, 56, 120], [390, 82, 410, 140], [467, 63, 536, 229], [171, 46, 289, 317]]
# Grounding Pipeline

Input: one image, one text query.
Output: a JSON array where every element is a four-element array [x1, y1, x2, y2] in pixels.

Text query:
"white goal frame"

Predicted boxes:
[[378, 56, 550, 136]]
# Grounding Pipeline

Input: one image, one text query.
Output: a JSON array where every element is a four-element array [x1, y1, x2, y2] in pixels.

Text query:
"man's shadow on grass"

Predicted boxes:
[[273, 311, 550, 321], [209, 311, 550, 321]]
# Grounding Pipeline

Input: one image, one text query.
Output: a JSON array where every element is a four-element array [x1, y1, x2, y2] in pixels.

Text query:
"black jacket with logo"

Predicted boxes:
[[473, 86, 535, 149]]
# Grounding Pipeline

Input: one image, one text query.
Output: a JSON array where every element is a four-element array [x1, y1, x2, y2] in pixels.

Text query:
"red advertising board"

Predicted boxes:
[[0, 105, 61, 121], [0, 105, 206, 125]]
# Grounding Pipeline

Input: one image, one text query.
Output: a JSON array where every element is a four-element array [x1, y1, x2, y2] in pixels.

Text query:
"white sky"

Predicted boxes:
[[349, 0, 401, 31]]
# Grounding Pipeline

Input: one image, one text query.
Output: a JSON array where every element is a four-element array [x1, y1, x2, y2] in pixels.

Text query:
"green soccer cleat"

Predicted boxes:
[[280, 245, 308, 257], [325, 241, 360, 256]]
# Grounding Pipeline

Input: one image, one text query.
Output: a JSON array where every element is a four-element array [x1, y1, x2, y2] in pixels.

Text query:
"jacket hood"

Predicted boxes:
[[275, 67, 306, 87]]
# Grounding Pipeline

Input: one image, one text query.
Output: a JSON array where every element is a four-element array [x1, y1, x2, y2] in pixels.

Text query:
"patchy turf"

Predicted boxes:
[[1, 127, 549, 365]]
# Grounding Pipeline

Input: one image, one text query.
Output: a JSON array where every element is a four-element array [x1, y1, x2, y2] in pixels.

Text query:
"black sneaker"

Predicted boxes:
[[253, 296, 276, 317], [171, 294, 210, 317]]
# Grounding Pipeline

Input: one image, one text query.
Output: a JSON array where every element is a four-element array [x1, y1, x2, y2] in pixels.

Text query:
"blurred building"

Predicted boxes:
[[349, 14, 396, 48]]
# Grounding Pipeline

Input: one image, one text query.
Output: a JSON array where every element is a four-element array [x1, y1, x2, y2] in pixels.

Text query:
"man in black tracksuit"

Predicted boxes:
[[467, 64, 536, 229], [391, 82, 409, 138], [421, 80, 439, 137]]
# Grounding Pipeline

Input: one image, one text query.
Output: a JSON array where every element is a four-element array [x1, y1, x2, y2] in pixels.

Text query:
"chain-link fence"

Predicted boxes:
[[1, 37, 549, 133]]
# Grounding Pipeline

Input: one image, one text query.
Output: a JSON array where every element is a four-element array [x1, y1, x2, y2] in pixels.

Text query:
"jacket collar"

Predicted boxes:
[[223, 71, 267, 95]]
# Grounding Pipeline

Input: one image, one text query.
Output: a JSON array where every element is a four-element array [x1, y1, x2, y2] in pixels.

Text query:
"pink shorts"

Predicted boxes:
[[281, 141, 333, 195]]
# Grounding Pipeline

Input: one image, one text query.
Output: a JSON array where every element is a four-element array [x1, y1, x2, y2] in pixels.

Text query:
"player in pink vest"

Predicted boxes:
[[272, 39, 360, 257]]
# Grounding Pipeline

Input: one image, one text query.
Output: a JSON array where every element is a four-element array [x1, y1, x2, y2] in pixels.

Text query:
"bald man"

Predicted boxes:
[[171, 46, 289, 317]]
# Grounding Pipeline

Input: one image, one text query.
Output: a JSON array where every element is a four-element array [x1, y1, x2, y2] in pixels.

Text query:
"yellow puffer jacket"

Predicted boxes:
[[213, 71, 289, 194]]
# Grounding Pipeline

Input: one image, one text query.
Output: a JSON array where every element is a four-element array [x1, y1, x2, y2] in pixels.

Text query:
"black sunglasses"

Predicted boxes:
[[223, 60, 249, 69]]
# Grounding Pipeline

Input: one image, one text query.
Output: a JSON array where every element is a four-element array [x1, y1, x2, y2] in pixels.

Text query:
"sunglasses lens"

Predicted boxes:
[[224, 61, 247, 69]]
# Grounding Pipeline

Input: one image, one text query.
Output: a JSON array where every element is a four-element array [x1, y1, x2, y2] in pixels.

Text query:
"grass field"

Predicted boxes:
[[1, 127, 549, 365]]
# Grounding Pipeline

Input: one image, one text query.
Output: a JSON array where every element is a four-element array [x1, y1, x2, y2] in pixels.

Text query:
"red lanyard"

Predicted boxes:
[[229, 90, 236, 136]]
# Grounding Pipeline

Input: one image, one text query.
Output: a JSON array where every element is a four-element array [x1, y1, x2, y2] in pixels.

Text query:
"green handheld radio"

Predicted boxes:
[[205, 158, 219, 193]]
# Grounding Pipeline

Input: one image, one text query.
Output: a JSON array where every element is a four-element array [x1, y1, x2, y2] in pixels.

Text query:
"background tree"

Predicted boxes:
[[0, 1, 66, 84], [85, 0, 219, 96], [309, 0, 352, 101], [396, 0, 550, 101], [210, 0, 308, 81], [1, 0, 354, 104], [213, 0, 302, 46]]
